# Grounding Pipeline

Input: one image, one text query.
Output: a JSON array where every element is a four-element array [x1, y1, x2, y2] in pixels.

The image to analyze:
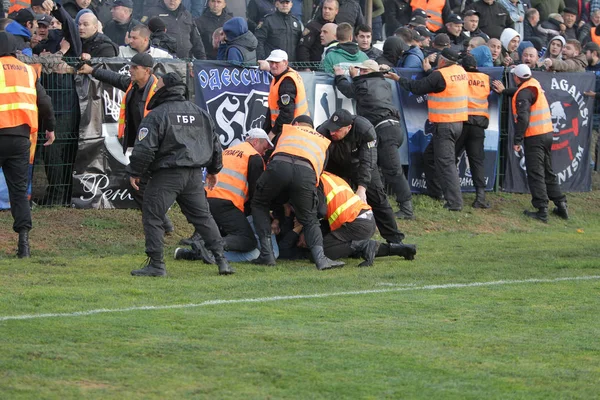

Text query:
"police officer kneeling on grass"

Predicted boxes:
[[127, 72, 234, 277]]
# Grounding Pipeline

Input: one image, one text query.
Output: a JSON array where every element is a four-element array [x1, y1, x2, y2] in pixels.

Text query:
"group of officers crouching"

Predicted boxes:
[[126, 45, 568, 277]]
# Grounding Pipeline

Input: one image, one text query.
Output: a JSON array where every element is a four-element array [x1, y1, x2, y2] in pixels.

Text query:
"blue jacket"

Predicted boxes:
[[399, 46, 424, 69], [5, 22, 32, 56]]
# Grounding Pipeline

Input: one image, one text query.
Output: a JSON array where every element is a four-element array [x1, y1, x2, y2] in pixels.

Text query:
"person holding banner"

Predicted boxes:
[[492, 64, 568, 222], [387, 48, 468, 211], [0, 31, 55, 258]]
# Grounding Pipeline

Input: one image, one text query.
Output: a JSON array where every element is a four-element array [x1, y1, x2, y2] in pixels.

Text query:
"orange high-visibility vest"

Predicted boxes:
[[512, 78, 553, 138], [268, 68, 309, 128], [427, 64, 468, 123], [8, 0, 31, 15], [117, 75, 158, 139], [206, 141, 263, 212], [591, 26, 600, 45], [411, 0, 445, 32], [321, 171, 371, 231], [271, 124, 330, 184], [466, 71, 490, 120]]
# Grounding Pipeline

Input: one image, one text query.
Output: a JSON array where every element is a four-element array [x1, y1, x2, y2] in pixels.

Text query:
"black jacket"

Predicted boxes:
[[127, 83, 223, 176], [247, 0, 276, 32], [315, 0, 364, 27], [195, 9, 233, 60], [335, 72, 399, 126], [255, 10, 303, 61], [143, 2, 206, 59], [297, 14, 333, 62], [104, 18, 141, 46], [383, 0, 411, 37], [150, 31, 178, 56], [82, 32, 119, 57], [317, 115, 377, 189], [364, 46, 383, 60], [470, 0, 514, 39]]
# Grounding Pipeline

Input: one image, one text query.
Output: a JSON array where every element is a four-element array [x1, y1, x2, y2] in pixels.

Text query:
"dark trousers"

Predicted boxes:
[[350, 169, 405, 243], [41, 108, 79, 206], [376, 120, 412, 204], [324, 212, 377, 259], [208, 197, 257, 252], [133, 173, 172, 227], [455, 123, 486, 190], [524, 133, 566, 209], [143, 168, 224, 260], [252, 158, 323, 251], [423, 122, 463, 208], [0, 136, 32, 233]]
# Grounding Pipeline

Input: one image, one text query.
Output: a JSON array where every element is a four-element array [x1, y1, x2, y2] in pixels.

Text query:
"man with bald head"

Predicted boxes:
[[297, 0, 338, 62], [467, 36, 486, 53], [78, 12, 119, 57], [521, 46, 540, 69]]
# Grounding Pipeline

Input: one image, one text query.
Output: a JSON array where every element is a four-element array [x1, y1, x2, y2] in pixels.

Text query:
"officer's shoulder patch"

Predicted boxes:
[[367, 139, 377, 148], [302, 28, 310, 36], [138, 127, 149, 141], [140, 16, 148, 23], [293, 21, 298, 28], [256, 21, 263, 30], [280, 94, 291, 105]]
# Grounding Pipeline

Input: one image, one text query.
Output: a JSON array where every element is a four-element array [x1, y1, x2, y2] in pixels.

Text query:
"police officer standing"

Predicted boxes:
[[127, 73, 234, 276], [458, 54, 491, 209], [492, 64, 568, 222], [260, 49, 310, 145], [334, 59, 415, 219], [387, 48, 468, 211], [317, 109, 407, 244], [0, 32, 55, 258], [252, 116, 344, 270], [255, 0, 302, 61], [297, 0, 338, 63], [78, 53, 174, 232]]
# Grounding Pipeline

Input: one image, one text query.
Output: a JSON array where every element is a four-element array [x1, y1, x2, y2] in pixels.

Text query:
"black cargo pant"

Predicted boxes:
[[523, 132, 566, 209], [455, 122, 486, 190], [208, 197, 257, 252], [143, 167, 224, 261], [376, 119, 412, 203], [323, 210, 377, 259], [0, 136, 32, 233], [423, 122, 464, 209], [252, 156, 324, 251]]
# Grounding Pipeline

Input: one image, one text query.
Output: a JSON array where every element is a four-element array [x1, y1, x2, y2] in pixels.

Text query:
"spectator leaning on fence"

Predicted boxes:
[[217, 16, 257, 65], [103, 0, 141, 46], [543, 38, 588, 71], [6, 8, 42, 56], [0, 31, 55, 258], [322, 22, 368, 73], [118, 24, 173, 58], [297, 0, 338, 64], [356, 24, 382, 60], [78, 11, 119, 57]]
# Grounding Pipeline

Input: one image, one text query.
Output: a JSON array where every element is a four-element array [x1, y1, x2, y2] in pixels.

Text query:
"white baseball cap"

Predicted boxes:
[[511, 64, 532, 79], [246, 128, 274, 148], [265, 49, 288, 62]]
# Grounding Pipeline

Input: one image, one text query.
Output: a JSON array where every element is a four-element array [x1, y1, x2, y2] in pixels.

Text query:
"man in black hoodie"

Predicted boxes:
[[195, 0, 232, 59], [297, 0, 338, 62], [127, 72, 234, 277], [0, 32, 55, 258]]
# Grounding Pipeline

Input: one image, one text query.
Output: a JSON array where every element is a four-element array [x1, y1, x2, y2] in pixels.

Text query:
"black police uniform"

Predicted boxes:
[[335, 70, 414, 219], [0, 32, 55, 257], [255, 10, 303, 61], [127, 76, 233, 276], [317, 114, 406, 244]]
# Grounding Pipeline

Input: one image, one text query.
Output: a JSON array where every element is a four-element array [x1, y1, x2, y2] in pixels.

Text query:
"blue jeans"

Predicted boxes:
[[224, 216, 280, 262]]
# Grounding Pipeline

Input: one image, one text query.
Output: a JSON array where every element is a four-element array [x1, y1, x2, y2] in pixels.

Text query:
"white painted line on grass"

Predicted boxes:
[[1, 275, 599, 322]]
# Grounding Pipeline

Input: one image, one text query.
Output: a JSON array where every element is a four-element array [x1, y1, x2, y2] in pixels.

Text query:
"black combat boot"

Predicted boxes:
[[352, 240, 380, 267], [212, 251, 235, 275], [174, 247, 200, 261], [191, 238, 216, 264], [524, 207, 548, 223], [131, 256, 167, 277], [388, 243, 417, 260], [552, 201, 569, 220], [395, 200, 415, 220], [472, 188, 490, 209], [311, 245, 345, 270], [17, 231, 30, 258], [252, 236, 276, 266], [179, 230, 201, 246]]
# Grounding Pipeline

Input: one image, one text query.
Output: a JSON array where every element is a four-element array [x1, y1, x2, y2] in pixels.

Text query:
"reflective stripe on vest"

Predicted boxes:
[[427, 64, 469, 123], [0, 57, 38, 163], [511, 78, 553, 137], [271, 124, 331, 184], [466, 71, 490, 119], [118, 74, 158, 139], [411, 0, 445, 32], [268, 68, 310, 127], [206, 141, 262, 212], [321, 171, 371, 231], [8, 0, 31, 14]]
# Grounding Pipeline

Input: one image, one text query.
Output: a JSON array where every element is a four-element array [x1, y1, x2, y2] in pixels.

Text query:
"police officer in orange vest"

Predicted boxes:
[[0, 32, 55, 257], [457, 54, 491, 209], [319, 171, 417, 267], [492, 64, 568, 222], [175, 129, 273, 261], [262, 49, 310, 145], [78, 53, 174, 231], [388, 48, 468, 211], [252, 115, 345, 270]]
